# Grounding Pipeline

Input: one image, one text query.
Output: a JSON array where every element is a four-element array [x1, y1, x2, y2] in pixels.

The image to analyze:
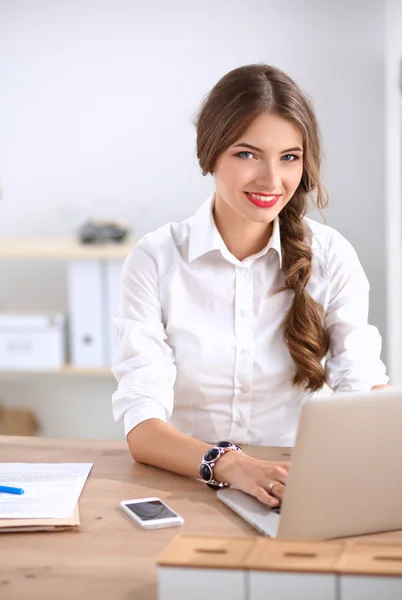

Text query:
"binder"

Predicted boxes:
[[67, 260, 108, 367], [104, 260, 124, 366]]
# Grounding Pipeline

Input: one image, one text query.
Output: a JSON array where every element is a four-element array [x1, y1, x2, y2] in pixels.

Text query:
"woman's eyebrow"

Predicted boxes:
[[233, 142, 263, 152], [233, 142, 303, 153], [281, 146, 303, 153]]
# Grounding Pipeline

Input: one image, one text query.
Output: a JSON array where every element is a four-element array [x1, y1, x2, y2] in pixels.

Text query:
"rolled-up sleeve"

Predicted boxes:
[[324, 231, 388, 392], [111, 236, 176, 436]]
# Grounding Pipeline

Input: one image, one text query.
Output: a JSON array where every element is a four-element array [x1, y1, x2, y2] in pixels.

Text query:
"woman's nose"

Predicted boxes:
[[255, 162, 281, 191]]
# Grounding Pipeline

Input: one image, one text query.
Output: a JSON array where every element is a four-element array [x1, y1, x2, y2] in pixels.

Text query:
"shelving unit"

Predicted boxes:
[[0, 236, 139, 377]]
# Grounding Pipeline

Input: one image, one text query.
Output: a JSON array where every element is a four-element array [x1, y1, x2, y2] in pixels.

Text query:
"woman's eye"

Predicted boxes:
[[281, 154, 298, 162], [236, 151, 254, 160]]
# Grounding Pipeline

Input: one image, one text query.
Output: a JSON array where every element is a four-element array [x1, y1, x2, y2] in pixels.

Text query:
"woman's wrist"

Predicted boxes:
[[213, 447, 245, 483]]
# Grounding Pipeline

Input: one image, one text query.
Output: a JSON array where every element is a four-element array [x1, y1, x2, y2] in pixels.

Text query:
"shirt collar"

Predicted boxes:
[[188, 194, 283, 268]]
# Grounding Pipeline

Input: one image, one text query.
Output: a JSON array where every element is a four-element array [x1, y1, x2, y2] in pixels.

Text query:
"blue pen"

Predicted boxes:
[[0, 485, 24, 495]]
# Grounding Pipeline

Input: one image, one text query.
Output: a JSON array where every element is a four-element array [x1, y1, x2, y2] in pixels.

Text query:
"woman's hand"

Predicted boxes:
[[214, 450, 289, 507]]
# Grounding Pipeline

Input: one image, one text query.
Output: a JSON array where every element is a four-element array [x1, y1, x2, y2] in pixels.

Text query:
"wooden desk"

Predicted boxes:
[[0, 436, 401, 600]]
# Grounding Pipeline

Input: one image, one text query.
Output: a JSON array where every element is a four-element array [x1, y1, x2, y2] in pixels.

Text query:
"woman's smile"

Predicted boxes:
[[244, 192, 282, 208]]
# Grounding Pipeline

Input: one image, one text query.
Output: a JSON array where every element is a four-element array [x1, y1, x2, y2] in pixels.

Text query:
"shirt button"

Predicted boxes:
[[240, 348, 249, 357], [240, 310, 247, 318], [240, 386, 250, 394]]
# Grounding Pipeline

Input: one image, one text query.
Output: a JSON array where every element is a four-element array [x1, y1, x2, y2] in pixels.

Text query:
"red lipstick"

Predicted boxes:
[[244, 192, 281, 209]]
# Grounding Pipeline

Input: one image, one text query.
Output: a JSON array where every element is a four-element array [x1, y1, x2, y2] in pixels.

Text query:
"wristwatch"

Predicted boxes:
[[199, 441, 243, 490]]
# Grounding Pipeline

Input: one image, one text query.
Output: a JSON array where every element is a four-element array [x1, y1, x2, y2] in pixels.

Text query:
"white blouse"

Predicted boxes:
[[112, 195, 388, 446]]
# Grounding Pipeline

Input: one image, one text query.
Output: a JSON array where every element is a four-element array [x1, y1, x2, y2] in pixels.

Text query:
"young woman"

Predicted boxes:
[[112, 64, 388, 507]]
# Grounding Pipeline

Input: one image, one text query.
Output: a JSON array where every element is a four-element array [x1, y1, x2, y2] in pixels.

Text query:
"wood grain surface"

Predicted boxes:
[[0, 436, 399, 600]]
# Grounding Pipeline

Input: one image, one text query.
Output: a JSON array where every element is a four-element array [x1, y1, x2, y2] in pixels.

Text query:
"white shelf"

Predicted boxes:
[[0, 237, 139, 260], [0, 365, 114, 380]]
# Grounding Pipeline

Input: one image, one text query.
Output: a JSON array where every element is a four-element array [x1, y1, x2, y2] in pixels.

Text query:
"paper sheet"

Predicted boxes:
[[0, 463, 93, 518]]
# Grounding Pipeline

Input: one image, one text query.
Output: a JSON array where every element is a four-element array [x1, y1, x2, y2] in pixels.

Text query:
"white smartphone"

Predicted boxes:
[[119, 497, 184, 530]]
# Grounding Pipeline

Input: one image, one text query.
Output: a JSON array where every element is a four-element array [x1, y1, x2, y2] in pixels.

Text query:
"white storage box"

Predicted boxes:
[[0, 312, 66, 370], [157, 534, 256, 600], [339, 543, 402, 599], [245, 538, 344, 600]]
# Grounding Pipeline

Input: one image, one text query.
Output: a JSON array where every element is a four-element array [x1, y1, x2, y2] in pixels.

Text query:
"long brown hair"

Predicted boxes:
[[195, 64, 329, 392]]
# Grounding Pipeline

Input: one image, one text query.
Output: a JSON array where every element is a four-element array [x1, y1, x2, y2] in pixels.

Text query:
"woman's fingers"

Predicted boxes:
[[268, 480, 285, 500], [268, 460, 290, 470], [271, 466, 289, 485], [252, 486, 280, 507], [228, 456, 290, 507], [261, 466, 288, 501]]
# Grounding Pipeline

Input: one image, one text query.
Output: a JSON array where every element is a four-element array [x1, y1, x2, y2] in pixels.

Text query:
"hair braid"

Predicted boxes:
[[280, 198, 329, 392]]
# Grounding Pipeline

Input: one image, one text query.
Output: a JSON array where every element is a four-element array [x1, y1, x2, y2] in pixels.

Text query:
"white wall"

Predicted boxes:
[[0, 0, 388, 438], [384, 0, 402, 384]]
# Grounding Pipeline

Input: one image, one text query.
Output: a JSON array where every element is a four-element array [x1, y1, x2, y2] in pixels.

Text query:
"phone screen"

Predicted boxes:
[[125, 500, 178, 521]]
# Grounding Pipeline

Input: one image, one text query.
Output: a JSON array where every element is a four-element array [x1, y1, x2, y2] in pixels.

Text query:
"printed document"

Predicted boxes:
[[0, 463, 93, 519]]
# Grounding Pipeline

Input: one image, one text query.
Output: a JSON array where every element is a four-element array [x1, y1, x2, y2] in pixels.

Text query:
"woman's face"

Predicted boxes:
[[213, 112, 304, 225]]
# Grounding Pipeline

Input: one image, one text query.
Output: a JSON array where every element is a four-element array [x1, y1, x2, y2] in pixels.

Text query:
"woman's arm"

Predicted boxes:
[[324, 230, 389, 392], [112, 236, 177, 438], [128, 418, 289, 507], [371, 384, 392, 390], [127, 418, 210, 478], [113, 236, 288, 507]]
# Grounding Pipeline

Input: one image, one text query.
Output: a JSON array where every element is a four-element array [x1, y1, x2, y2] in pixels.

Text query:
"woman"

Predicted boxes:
[[112, 64, 388, 507]]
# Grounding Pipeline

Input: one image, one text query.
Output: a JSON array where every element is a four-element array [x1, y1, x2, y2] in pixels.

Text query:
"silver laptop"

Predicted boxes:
[[218, 388, 402, 539]]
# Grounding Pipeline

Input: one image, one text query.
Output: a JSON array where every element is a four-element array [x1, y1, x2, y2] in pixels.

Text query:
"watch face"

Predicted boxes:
[[204, 447, 220, 462], [199, 463, 212, 482]]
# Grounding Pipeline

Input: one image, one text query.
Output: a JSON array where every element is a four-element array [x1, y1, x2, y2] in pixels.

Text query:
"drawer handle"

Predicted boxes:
[[284, 552, 317, 558], [195, 548, 227, 554]]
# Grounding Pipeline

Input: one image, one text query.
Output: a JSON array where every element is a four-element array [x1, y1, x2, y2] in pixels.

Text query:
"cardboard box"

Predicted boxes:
[[0, 403, 40, 435], [0, 312, 66, 369], [339, 542, 402, 599], [157, 535, 256, 600]]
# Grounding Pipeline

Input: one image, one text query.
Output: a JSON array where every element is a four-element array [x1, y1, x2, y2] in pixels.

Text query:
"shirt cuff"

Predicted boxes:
[[326, 363, 389, 393], [123, 401, 168, 437]]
